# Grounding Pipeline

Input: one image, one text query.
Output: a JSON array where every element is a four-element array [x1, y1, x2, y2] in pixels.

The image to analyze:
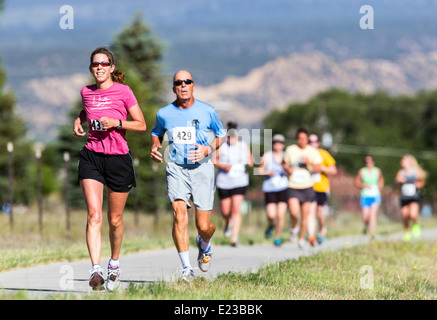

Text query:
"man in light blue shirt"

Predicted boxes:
[[150, 70, 226, 281], [151, 96, 225, 166]]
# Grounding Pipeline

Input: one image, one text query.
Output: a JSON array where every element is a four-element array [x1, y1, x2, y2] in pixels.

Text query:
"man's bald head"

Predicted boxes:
[[173, 70, 194, 83]]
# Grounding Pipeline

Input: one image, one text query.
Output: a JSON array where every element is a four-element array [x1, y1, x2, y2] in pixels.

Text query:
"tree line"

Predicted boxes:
[[263, 89, 437, 198]]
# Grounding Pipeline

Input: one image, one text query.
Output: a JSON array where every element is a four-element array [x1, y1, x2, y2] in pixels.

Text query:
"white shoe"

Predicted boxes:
[[289, 227, 299, 243], [181, 266, 195, 282], [88, 266, 105, 291], [224, 223, 232, 238], [298, 238, 306, 249], [196, 235, 212, 272], [105, 265, 122, 292]]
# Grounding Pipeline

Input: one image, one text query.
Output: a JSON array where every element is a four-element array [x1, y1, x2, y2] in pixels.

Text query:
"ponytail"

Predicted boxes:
[[112, 69, 125, 84]]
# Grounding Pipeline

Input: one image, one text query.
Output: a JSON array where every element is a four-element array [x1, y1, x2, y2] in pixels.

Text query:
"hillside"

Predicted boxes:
[[195, 50, 437, 128], [16, 50, 437, 142]]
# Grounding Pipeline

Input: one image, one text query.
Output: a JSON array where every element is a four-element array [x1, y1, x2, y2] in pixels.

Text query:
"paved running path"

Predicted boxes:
[[0, 229, 436, 298]]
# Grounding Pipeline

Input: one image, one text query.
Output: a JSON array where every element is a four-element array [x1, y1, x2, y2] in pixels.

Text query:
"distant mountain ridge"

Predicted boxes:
[[195, 50, 437, 127], [18, 50, 437, 142]]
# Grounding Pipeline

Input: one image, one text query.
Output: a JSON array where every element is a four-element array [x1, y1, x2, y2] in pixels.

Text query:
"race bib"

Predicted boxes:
[[312, 173, 321, 183], [90, 119, 107, 131], [292, 169, 311, 184], [401, 183, 416, 197], [173, 127, 196, 144], [229, 164, 246, 177], [272, 175, 289, 189]]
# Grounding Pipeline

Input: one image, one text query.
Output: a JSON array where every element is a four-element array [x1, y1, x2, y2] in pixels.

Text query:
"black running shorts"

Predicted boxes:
[[78, 147, 136, 192], [264, 189, 289, 204], [315, 191, 329, 206], [217, 186, 247, 199]]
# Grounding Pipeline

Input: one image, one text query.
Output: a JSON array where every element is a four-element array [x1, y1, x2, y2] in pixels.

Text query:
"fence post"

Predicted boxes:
[[7, 142, 14, 232], [64, 151, 70, 234], [35, 144, 43, 234], [133, 157, 139, 225]]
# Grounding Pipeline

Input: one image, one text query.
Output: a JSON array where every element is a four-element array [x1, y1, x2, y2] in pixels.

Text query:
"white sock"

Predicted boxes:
[[200, 238, 211, 252], [109, 258, 119, 268], [178, 251, 191, 269], [92, 264, 101, 271]]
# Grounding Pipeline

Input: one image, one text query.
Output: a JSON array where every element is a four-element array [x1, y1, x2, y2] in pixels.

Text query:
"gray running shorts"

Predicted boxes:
[[166, 161, 215, 211], [288, 187, 316, 204]]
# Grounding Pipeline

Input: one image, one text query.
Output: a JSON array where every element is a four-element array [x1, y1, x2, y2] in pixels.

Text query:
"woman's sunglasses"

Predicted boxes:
[[91, 62, 111, 68]]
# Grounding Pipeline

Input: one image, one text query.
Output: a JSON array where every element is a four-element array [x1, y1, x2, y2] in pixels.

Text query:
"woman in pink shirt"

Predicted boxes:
[[73, 47, 146, 291]]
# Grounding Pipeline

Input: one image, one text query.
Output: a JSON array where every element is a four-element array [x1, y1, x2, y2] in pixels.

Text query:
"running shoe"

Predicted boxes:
[[181, 266, 195, 282], [289, 227, 299, 244], [105, 265, 122, 292], [89, 266, 105, 291], [230, 238, 238, 247], [224, 223, 232, 238], [316, 233, 327, 245], [403, 231, 412, 242], [317, 227, 327, 245], [298, 238, 306, 249], [308, 235, 317, 247], [273, 238, 282, 247], [265, 224, 275, 239], [412, 224, 421, 238], [196, 235, 212, 272]]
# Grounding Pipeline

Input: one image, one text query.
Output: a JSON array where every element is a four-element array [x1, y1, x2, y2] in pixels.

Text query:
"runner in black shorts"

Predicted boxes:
[[282, 128, 322, 248], [78, 147, 136, 192], [214, 122, 254, 247], [73, 47, 147, 291], [394, 154, 427, 242]]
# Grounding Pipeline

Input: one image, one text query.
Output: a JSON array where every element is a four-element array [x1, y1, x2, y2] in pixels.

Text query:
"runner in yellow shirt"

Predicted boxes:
[[308, 134, 337, 246]]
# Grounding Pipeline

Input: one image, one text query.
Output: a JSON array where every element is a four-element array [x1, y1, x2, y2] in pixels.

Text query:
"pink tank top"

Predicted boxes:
[[81, 82, 138, 155]]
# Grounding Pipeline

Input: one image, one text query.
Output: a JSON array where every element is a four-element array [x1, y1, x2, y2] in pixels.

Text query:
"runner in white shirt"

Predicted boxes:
[[213, 122, 254, 247]]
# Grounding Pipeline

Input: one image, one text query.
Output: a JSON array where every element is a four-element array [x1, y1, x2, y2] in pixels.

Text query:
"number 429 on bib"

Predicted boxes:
[[173, 127, 196, 144]]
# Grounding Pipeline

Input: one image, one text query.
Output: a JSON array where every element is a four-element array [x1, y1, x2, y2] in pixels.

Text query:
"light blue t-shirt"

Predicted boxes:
[[262, 151, 289, 193], [151, 99, 226, 166]]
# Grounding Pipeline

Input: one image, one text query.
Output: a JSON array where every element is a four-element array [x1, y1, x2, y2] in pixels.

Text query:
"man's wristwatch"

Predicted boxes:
[[117, 120, 122, 129]]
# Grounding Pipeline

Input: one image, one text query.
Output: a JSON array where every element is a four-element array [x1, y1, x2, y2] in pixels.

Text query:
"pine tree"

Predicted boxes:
[[111, 13, 167, 212], [0, 1, 34, 205]]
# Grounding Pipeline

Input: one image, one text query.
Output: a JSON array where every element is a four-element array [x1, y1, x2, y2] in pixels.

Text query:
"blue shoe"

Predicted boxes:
[[265, 225, 275, 239], [316, 233, 326, 245], [273, 238, 282, 247]]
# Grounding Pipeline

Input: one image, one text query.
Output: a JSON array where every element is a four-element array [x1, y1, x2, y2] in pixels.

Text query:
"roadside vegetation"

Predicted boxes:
[[1, 206, 437, 300]]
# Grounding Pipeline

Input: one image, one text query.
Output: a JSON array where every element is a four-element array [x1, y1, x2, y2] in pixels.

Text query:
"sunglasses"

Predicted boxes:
[[91, 62, 111, 68], [174, 79, 194, 86]]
